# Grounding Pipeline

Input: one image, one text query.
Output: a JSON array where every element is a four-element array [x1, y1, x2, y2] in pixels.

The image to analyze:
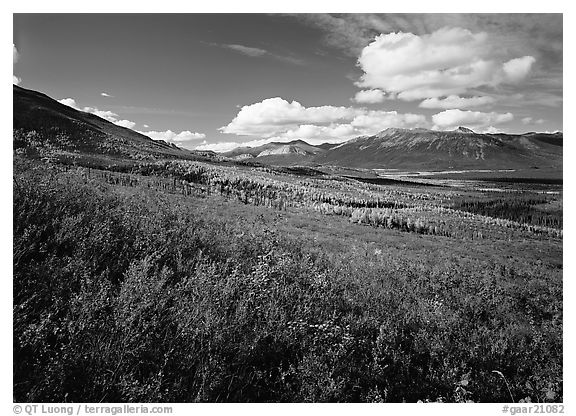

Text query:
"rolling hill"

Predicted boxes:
[[222, 139, 340, 166], [13, 85, 198, 162], [224, 139, 327, 158]]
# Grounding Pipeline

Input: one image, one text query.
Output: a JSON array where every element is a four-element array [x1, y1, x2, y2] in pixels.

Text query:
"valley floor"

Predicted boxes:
[[13, 157, 562, 403]]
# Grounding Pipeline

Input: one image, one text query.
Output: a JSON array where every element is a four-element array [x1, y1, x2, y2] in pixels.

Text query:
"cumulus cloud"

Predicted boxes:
[[275, 124, 359, 142], [295, 14, 561, 66], [139, 130, 206, 143], [58, 97, 138, 129], [13, 75, 21, 85], [58, 98, 80, 109], [55, 97, 206, 146], [480, 126, 503, 134], [353, 89, 387, 104], [419, 95, 496, 109], [259, 111, 425, 145], [197, 112, 429, 152], [200, 125, 367, 152], [432, 109, 513, 130], [220, 97, 359, 136], [114, 120, 136, 129], [351, 111, 427, 133], [101, 92, 113, 97], [356, 27, 536, 101], [59, 99, 119, 123], [194, 141, 250, 153], [212, 97, 430, 151], [85, 107, 119, 122], [503, 56, 536, 83]]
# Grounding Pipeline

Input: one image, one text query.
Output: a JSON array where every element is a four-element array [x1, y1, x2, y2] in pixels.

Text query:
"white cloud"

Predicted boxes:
[[432, 109, 514, 130], [199, 125, 365, 152], [275, 111, 425, 144], [276, 124, 359, 143], [503, 56, 536, 83], [84, 107, 119, 122], [356, 27, 536, 101], [521, 117, 532, 125], [13, 44, 21, 84], [521, 117, 545, 125], [225, 44, 268, 57], [101, 92, 113, 97], [220, 97, 359, 136], [58, 98, 80, 109], [56, 97, 207, 145], [419, 95, 496, 109], [480, 126, 502, 134], [143, 124, 149, 128], [139, 130, 206, 143], [220, 97, 430, 143], [194, 141, 250, 153], [351, 111, 427, 133], [353, 89, 386, 104], [114, 120, 136, 129], [213, 97, 432, 151], [196, 113, 429, 152], [210, 43, 304, 65], [58, 97, 138, 130]]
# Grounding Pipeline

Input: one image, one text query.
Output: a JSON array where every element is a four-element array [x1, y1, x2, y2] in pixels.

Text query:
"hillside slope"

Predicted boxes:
[[13, 85, 197, 161]]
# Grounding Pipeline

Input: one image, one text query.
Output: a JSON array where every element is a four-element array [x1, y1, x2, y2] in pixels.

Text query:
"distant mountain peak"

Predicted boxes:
[[377, 127, 437, 136], [382, 127, 415, 133], [454, 126, 475, 134], [270, 139, 309, 146], [375, 127, 418, 137]]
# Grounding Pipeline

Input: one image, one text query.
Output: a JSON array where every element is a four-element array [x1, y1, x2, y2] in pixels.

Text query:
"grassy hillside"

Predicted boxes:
[[13, 85, 198, 162]]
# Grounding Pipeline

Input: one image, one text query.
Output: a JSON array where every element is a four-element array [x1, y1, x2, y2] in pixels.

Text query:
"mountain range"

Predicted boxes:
[[312, 127, 562, 170], [13, 85, 562, 171], [223, 127, 562, 170]]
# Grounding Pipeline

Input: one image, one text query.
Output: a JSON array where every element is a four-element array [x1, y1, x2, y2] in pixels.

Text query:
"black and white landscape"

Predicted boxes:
[[13, 14, 562, 404]]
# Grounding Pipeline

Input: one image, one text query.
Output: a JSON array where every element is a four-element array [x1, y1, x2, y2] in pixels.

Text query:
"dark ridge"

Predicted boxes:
[[343, 175, 443, 187], [472, 177, 563, 185], [271, 166, 326, 177]]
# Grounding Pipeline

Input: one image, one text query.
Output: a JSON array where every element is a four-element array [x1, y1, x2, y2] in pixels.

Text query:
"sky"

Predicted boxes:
[[13, 13, 563, 152]]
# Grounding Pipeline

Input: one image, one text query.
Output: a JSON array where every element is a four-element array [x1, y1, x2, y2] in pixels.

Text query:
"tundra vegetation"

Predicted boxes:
[[13, 153, 562, 403]]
